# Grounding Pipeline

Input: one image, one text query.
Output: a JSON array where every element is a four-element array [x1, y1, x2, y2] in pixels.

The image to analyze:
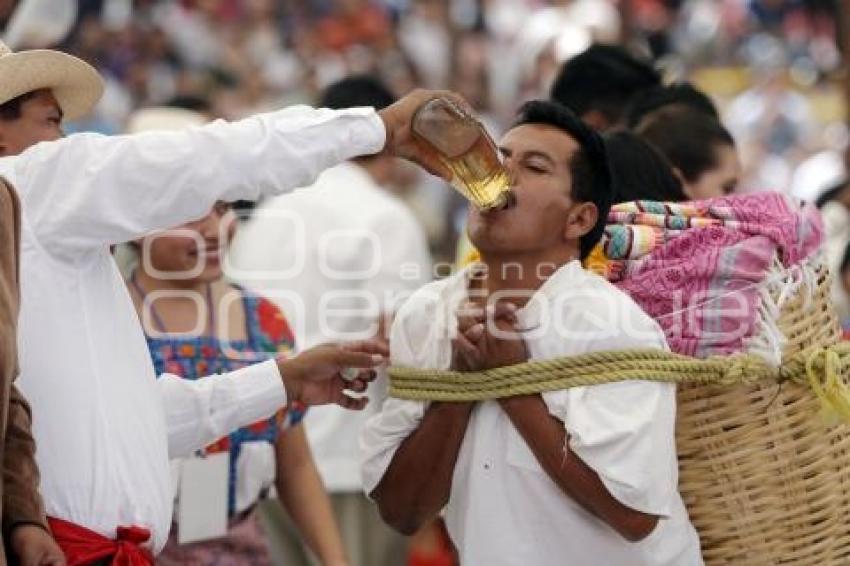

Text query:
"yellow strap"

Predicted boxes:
[[805, 347, 850, 422]]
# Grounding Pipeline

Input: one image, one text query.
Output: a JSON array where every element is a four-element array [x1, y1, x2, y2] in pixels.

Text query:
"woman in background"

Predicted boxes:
[[603, 130, 688, 204], [125, 200, 347, 566], [635, 105, 741, 199]]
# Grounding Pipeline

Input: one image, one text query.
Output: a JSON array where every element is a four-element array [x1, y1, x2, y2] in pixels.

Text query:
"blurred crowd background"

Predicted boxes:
[[1, 0, 847, 266]]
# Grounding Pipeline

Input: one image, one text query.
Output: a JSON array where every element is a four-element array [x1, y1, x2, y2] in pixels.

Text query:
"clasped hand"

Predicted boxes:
[[451, 300, 528, 372]]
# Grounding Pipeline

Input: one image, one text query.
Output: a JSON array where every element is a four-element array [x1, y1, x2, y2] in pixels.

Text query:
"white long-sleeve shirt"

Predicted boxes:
[[0, 106, 385, 553], [361, 261, 703, 565]]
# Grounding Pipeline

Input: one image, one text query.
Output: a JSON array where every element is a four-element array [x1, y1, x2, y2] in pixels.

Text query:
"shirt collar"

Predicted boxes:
[[451, 258, 585, 316]]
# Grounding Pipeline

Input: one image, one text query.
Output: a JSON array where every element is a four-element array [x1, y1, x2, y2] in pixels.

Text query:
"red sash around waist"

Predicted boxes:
[[47, 517, 154, 566]]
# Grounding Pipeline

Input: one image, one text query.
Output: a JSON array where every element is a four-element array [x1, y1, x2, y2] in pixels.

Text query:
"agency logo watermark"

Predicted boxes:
[[134, 210, 755, 361]]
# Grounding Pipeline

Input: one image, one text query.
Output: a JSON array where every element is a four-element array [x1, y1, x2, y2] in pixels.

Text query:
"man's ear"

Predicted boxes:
[[562, 201, 598, 241]]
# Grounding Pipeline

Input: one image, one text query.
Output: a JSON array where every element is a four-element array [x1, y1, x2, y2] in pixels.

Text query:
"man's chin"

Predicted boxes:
[[469, 216, 501, 242], [469, 234, 513, 257]]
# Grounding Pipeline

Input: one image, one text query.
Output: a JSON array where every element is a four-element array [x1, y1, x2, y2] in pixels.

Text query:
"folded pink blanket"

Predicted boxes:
[[587, 193, 824, 357]]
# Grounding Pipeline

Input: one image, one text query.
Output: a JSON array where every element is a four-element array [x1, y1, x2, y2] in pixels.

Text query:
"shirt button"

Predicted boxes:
[[484, 463, 491, 470]]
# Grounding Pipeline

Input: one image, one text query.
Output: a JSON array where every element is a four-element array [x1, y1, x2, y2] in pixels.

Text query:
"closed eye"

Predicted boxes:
[[525, 163, 549, 174]]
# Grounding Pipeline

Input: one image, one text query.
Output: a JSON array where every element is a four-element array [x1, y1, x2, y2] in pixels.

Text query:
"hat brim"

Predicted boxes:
[[0, 50, 104, 120]]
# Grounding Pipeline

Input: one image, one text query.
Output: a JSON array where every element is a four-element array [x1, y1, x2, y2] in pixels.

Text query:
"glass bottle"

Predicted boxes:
[[412, 97, 514, 210]]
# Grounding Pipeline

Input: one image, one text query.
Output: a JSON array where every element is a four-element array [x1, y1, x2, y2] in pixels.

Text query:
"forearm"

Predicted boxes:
[[162, 360, 285, 458], [371, 402, 473, 535], [21, 107, 385, 255], [3, 386, 47, 537], [500, 395, 658, 541], [276, 429, 347, 565]]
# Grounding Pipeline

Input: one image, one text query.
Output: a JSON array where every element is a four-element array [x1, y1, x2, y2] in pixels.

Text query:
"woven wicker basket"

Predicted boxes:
[[676, 260, 850, 564]]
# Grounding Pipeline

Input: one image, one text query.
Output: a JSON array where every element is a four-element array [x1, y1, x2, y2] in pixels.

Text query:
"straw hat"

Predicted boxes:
[[0, 41, 104, 120], [126, 107, 207, 134]]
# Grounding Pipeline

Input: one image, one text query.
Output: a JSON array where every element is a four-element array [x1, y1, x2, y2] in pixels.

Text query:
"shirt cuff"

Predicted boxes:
[[571, 443, 674, 519], [344, 107, 386, 157], [232, 359, 287, 423]]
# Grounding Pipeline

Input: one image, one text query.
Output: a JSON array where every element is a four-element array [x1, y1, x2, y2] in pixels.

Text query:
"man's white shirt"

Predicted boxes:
[[229, 161, 432, 492], [1, 106, 385, 552], [361, 260, 704, 565]]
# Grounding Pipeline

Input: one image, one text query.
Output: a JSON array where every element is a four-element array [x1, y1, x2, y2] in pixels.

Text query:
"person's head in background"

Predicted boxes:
[[549, 44, 660, 132], [320, 75, 397, 186], [624, 82, 719, 129], [636, 106, 741, 200], [468, 100, 611, 266], [815, 180, 850, 209], [136, 200, 236, 290], [163, 94, 214, 117], [604, 130, 686, 203]]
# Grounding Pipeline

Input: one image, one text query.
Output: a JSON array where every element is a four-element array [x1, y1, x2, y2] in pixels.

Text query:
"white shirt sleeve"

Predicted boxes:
[[12, 106, 385, 260], [160, 359, 287, 458], [542, 381, 679, 517], [527, 272, 681, 518]]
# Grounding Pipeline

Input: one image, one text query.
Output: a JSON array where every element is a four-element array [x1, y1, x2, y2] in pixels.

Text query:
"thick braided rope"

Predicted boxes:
[[389, 343, 850, 411]]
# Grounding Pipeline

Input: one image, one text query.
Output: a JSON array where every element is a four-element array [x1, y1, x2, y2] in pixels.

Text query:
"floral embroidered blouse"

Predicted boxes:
[[144, 288, 305, 516]]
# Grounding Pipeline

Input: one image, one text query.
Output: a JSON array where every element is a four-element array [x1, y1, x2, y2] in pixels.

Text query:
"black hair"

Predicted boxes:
[[513, 100, 612, 260], [0, 90, 41, 121], [603, 130, 686, 203], [164, 95, 212, 114], [635, 105, 735, 184], [624, 82, 719, 129], [319, 75, 396, 111], [815, 180, 850, 208], [549, 44, 660, 128]]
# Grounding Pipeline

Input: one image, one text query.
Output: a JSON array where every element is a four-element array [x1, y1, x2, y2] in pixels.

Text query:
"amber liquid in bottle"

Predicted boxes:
[[412, 98, 513, 210]]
